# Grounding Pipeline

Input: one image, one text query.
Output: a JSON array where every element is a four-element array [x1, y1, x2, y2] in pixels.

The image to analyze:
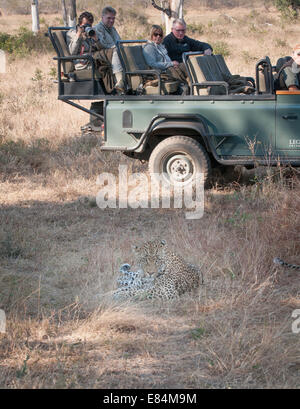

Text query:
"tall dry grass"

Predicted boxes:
[[0, 4, 300, 389]]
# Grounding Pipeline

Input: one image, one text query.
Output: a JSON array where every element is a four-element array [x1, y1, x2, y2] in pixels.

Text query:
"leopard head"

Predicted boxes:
[[133, 239, 167, 276]]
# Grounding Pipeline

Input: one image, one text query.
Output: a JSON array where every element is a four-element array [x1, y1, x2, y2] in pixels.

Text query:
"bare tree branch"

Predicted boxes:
[[69, 0, 77, 21], [151, 0, 176, 18]]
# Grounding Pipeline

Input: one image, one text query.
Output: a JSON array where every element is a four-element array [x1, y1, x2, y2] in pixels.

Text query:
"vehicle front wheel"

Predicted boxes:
[[148, 136, 211, 187]]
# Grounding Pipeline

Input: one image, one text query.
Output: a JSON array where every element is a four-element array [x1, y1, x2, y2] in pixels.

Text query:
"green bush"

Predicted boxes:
[[0, 27, 52, 57], [212, 41, 230, 57], [274, 0, 300, 20]]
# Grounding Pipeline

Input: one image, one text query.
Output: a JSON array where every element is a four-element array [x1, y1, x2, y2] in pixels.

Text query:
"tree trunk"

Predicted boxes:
[[61, 0, 68, 26], [31, 0, 40, 34], [152, 0, 184, 34], [0, 50, 5, 74], [68, 0, 77, 28]]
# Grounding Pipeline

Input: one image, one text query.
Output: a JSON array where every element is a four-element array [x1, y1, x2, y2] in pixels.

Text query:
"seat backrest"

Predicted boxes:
[[256, 56, 273, 94], [119, 44, 148, 71], [51, 29, 74, 74], [118, 42, 149, 90], [117, 41, 179, 94], [274, 56, 292, 90], [214, 54, 232, 79], [185, 53, 227, 95], [275, 56, 292, 73], [185, 53, 210, 95], [205, 55, 224, 81]]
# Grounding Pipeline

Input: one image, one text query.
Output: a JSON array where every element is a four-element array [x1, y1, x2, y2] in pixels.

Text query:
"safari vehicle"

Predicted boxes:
[[49, 26, 300, 185]]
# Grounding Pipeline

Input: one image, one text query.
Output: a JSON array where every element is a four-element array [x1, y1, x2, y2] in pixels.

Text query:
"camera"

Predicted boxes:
[[83, 24, 96, 37]]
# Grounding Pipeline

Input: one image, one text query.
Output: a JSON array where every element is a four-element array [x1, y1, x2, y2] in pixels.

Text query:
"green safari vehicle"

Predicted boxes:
[[49, 27, 300, 185]]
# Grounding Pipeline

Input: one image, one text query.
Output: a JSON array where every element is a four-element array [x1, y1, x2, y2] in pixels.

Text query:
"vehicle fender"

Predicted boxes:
[[146, 119, 210, 152]]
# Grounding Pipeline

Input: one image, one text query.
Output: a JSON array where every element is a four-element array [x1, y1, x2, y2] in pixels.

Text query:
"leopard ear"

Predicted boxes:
[[132, 244, 139, 252], [161, 239, 166, 245]]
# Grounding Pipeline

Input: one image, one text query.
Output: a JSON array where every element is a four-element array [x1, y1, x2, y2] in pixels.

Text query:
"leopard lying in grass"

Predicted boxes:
[[113, 239, 203, 301], [273, 258, 300, 271]]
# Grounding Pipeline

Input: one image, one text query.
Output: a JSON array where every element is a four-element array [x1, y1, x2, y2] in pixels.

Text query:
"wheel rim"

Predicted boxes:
[[163, 153, 195, 185]]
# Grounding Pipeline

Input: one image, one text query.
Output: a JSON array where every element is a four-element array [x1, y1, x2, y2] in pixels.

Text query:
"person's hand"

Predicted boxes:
[[172, 60, 179, 67], [204, 48, 212, 55], [288, 85, 299, 91], [76, 25, 85, 38]]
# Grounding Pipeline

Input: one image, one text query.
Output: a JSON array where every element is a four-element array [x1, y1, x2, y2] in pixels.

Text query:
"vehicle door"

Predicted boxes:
[[276, 91, 300, 155]]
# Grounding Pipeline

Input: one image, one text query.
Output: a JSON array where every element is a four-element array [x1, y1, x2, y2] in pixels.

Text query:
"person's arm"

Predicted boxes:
[[66, 28, 83, 55], [282, 66, 300, 90], [94, 23, 106, 48], [92, 37, 105, 51], [143, 44, 173, 71], [163, 35, 178, 61], [188, 37, 213, 53]]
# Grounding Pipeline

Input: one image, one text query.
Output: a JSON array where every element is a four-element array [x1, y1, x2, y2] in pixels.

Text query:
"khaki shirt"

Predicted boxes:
[[93, 21, 121, 49]]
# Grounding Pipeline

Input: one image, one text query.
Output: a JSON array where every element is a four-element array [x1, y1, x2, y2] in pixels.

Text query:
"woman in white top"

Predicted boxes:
[[143, 25, 188, 86]]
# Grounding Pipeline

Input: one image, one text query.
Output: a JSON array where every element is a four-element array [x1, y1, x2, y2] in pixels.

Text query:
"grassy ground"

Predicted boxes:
[[0, 4, 300, 389]]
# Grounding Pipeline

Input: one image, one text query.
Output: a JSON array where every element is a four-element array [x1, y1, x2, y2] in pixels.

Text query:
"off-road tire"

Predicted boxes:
[[148, 136, 211, 186]]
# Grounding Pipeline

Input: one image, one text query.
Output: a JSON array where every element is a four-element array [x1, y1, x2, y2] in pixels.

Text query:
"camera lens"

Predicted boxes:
[[85, 27, 95, 37]]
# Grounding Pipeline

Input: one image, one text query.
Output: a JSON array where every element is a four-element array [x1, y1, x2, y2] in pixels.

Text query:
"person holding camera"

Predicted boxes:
[[66, 11, 115, 93]]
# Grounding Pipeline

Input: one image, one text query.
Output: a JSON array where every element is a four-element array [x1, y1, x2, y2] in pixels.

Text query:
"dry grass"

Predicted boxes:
[[0, 4, 300, 389]]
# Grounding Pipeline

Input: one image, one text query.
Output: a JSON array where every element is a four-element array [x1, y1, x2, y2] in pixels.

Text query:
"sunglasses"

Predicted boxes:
[[153, 33, 163, 37]]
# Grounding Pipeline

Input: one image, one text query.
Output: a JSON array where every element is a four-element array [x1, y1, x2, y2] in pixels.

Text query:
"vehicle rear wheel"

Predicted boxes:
[[148, 136, 211, 186]]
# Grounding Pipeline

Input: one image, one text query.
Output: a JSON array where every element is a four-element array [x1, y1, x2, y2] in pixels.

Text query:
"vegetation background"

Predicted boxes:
[[0, 0, 299, 389]]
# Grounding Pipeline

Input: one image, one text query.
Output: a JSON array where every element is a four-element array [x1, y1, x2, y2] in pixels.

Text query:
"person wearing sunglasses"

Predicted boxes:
[[143, 25, 188, 91], [278, 44, 300, 91], [163, 19, 213, 63]]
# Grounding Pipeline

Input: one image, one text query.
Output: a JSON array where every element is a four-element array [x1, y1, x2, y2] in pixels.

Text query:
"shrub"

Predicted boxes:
[[0, 27, 52, 57], [274, 0, 300, 20], [212, 41, 230, 57], [275, 38, 288, 48], [241, 50, 258, 64]]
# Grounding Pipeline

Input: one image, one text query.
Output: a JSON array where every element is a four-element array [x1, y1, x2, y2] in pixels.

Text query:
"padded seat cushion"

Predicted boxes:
[[118, 41, 179, 94], [52, 29, 103, 81], [186, 53, 255, 95], [187, 55, 225, 95], [215, 55, 231, 78], [73, 68, 102, 81], [52, 30, 74, 73], [120, 45, 148, 71], [187, 55, 209, 95], [145, 80, 179, 95]]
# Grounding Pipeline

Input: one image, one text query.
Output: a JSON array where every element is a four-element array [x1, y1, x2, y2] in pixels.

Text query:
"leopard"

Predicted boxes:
[[273, 257, 300, 271], [113, 239, 203, 301], [113, 263, 155, 300]]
